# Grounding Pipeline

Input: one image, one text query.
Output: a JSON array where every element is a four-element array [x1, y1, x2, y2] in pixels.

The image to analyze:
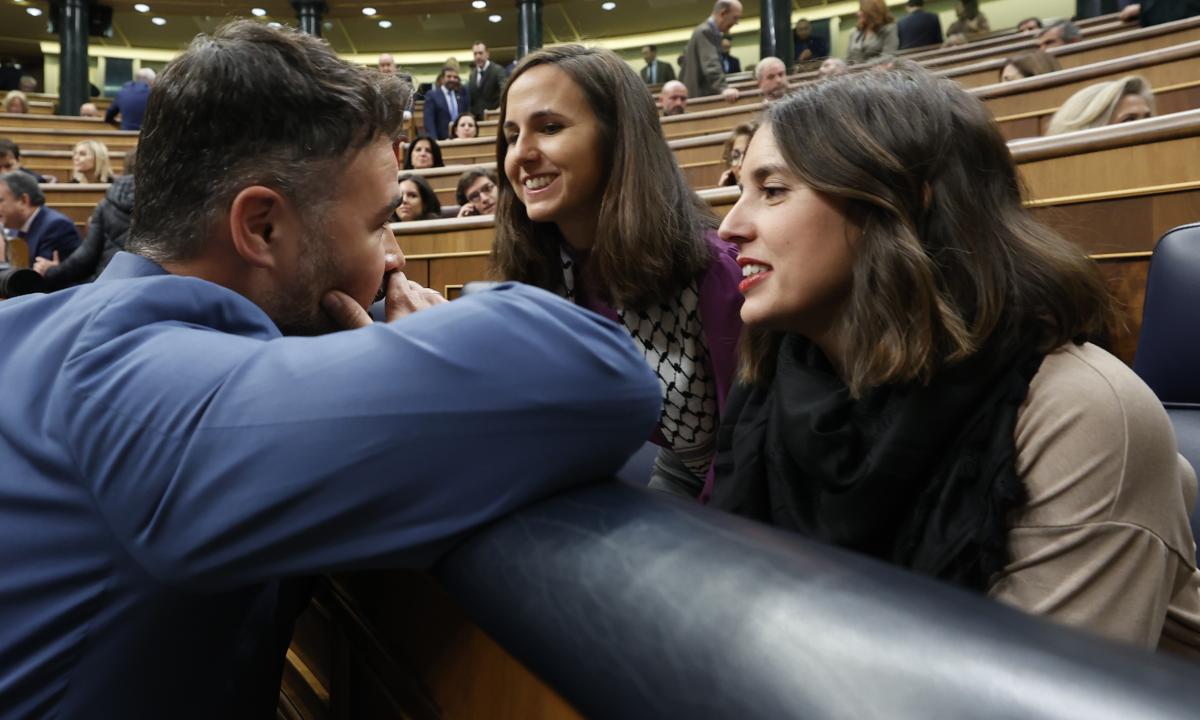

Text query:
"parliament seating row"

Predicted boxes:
[[392, 110, 1200, 368], [10, 17, 1196, 168]]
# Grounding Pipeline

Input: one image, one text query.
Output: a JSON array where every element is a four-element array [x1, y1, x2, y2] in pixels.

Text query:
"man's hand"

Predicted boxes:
[[321, 271, 447, 329], [457, 203, 479, 217], [799, 49, 813, 62], [1119, 3, 1140, 22], [722, 87, 740, 103], [33, 251, 60, 276]]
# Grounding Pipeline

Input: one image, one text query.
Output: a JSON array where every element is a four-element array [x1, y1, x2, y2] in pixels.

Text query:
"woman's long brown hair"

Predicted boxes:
[[490, 44, 714, 310], [741, 63, 1114, 396]]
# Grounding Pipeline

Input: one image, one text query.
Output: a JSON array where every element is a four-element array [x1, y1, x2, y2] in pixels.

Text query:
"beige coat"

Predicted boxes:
[[989, 342, 1200, 658]]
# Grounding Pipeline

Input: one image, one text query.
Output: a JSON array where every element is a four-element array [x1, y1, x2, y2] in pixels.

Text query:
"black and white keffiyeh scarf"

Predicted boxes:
[[561, 246, 718, 479]]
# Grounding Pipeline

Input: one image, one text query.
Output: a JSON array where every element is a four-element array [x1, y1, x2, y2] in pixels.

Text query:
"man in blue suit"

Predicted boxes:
[[423, 65, 470, 140], [898, 0, 944, 50], [104, 67, 154, 131], [0, 21, 660, 719], [0, 170, 80, 264]]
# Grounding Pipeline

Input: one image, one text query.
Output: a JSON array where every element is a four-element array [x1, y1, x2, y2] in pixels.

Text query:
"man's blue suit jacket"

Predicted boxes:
[[423, 85, 471, 140], [0, 252, 660, 718], [24, 205, 81, 262]]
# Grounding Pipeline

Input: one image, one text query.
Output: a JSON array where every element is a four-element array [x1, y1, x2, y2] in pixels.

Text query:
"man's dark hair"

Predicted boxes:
[[455, 167, 497, 206], [907, 0, 925, 7], [128, 21, 410, 263], [397, 173, 442, 220], [0, 138, 20, 159], [644, 44, 657, 52], [0, 171, 44, 206]]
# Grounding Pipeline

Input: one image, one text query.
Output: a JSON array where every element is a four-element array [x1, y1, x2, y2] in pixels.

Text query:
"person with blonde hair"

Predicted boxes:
[[1046, 75, 1155, 135], [4, 90, 29, 114], [847, 0, 899, 64], [70, 140, 116, 184]]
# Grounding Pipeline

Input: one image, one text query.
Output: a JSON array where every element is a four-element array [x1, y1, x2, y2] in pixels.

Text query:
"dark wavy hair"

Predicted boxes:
[[490, 44, 714, 310], [397, 173, 442, 220], [740, 62, 1113, 395], [128, 20, 409, 262], [403, 136, 444, 170], [455, 167, 497, 206]]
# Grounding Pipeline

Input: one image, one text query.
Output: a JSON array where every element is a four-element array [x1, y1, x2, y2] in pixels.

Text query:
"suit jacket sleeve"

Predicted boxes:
[[43, 205, 103, 289], [697, 28, 727, 92], [104, 98, 119, 125], [63, 283, 662, 591], [882, 23, 900, 55], [35, 212, 81, 261], [422, 92, 439, 139], [663, 62, 676, 82]]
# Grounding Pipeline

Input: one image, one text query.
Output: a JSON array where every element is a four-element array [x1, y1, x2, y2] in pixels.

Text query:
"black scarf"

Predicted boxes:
[[711, 334, 1045, 592]]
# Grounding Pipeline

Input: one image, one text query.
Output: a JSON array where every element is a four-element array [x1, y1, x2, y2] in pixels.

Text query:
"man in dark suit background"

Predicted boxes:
[[640, 45, 676, 85], [719, 35, 742, 73], [105, 67, 154, 131], [793, 18, 830, 62], [682, 0, 742, 102], [468, 42, 505, 120], [898, 0, 944, 49], [423, 65, 470, 141], [0, 171, 79, 264]]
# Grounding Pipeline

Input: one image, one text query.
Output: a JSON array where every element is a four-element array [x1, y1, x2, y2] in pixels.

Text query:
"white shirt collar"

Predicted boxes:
[[20, 205, 41, 234]]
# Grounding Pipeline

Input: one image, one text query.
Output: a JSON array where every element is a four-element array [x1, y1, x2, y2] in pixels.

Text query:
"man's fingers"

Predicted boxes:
[[51, 251, 60, 262], [321, 289, 372, 329]]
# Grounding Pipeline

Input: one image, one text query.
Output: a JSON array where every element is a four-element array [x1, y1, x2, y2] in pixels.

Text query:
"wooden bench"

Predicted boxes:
[[395, 111, 1200, 365], [22, 149, 128, 178], [948, 15, 1200, 88], [978, 40, 1200, 139], [0, 126, 139, 152], [0, 112, 122, 132]]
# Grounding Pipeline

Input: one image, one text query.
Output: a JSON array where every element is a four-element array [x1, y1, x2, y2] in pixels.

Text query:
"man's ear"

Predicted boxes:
[[228, 186, 295, 269]]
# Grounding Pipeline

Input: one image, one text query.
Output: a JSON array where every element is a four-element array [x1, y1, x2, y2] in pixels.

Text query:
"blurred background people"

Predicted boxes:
[[847, 0, 899, 64], [403, 137, 444, 170], [395, 173, 442, 221]]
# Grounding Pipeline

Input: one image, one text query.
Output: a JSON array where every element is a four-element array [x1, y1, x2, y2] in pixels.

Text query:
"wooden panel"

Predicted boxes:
[[22, 151, 127, 178], [332, 571, 580, 720], [402, 259, 430, 287], [1029, 189, 1200, 255], [0, 112, 120, 131], [1019, 135, 1200, 201], [0, 127, 139, 152], [41, 186, 107, 206], [429, 253, 491, 294], [1095, 257, 1151, 364], [986, 54, 1200, 119]]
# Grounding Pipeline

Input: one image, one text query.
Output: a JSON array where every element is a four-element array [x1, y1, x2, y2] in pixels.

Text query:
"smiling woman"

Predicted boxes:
[[710, 63, 1200, 658], [492, 44, 744, 498]]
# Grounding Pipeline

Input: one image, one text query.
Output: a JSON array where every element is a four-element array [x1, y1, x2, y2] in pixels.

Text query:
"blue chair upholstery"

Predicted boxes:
[[1134, 222, 1200, 403], [1133, 222, 1200, 546]]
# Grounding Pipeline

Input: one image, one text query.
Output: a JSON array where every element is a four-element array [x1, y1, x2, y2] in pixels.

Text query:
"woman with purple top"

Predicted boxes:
[[492, 45, 743, 498]]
